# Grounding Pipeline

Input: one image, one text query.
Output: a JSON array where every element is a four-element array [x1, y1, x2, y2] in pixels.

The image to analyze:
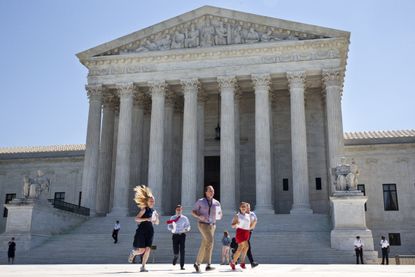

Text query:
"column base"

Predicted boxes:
[[254, 205, 275, 215], [108, 207, 129, 217], [290, 207, 313, 215]]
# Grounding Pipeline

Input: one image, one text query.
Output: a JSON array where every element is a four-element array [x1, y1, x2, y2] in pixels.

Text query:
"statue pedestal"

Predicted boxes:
[[330, 191, 378, 263], [1, 198, 86, 250]]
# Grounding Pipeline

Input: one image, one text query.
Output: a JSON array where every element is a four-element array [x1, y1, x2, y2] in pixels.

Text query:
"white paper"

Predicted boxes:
[[215, 206, 222, 220]]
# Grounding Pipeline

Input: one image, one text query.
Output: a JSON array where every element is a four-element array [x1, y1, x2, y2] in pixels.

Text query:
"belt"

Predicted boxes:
[[199, 221, 215, 226]]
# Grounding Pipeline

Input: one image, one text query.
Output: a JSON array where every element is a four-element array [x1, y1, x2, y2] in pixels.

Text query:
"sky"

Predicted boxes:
[[0, 0, 414, 147]]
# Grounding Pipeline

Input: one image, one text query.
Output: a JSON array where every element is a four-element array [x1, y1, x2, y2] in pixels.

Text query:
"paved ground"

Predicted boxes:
[[0, 264, 414, 277]]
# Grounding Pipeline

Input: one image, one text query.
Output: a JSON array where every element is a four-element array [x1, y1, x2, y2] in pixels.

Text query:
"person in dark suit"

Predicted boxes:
[[8, 237, 16, 264]]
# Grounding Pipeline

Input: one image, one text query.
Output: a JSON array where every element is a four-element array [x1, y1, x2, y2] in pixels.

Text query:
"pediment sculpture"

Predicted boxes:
[[100, 15, 329, 56]]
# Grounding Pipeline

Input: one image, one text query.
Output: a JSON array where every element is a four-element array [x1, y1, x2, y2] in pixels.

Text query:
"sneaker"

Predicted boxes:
[[230, 262, 236, 270], [251, 262, 259, 268], [140, 266, 148, 272], [240, 263, 246, 269], [128, 250, 136, 263], [173, 256, 178, 266], [193, 263, 200, 273], [205, 265, 215, 271]]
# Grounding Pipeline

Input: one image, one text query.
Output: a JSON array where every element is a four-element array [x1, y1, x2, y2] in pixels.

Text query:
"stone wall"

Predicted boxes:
[[0, 152, 84, 233], [344, 142, 415, 254]]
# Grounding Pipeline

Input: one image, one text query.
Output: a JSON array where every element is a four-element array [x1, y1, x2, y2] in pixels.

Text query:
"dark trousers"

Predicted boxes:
[[381, 248, 389, 265], [172, 233, 186, 268], [355, 248, 364, 264], [246, 231, 255, 264], [112, 229, 119, 243]]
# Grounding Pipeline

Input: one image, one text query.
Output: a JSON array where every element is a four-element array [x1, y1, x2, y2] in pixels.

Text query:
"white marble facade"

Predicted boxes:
[[76, 6, 350, 216]]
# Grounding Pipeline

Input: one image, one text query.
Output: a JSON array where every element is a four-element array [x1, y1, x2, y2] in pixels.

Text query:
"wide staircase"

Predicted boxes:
[[16, 213, 356, 264]]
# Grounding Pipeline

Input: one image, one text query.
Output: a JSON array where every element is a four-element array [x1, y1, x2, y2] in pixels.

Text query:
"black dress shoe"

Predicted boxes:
[[205, 265, 215, 271], [181, 267, 185, 270], [193, 263, 200, 273], [173, 256, 178, 266], [251, 262, 259, 268]]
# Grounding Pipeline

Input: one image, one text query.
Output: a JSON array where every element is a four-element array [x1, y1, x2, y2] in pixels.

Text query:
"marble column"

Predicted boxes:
[[287, 71, 312, 214], [129, 91, 145, 215], [234, 89, 242, 205], [180, 79, 199, 211], [197, 90, 208, 200], [110, 83, 134, 216], [81, 85, 102, 215], [322, 69, 345, 193], [148, 80, 167, 214], [218, 76, 237, 213], [252, 74, 274, 214], [109, 103, 119, 211], [96, 92, 115, 215], [163, 90, 176, 213]]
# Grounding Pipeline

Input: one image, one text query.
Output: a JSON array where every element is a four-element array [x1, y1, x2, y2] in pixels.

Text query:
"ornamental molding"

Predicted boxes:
[[322, 68, 343, 88], [85, 38, 347, 78], [287, 71, 306, 90]]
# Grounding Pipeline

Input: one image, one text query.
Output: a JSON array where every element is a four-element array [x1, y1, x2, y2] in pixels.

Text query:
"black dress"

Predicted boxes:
[[133, 207, 154, 248], [8, 241, 16, 258]]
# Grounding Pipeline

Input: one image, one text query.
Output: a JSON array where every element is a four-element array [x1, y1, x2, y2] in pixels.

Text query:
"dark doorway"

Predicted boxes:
[[204, 156, 220, 201]]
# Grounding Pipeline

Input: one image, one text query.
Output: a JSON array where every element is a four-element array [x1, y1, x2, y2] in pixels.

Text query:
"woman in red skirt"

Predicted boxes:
[[230, 202, 253, 270]]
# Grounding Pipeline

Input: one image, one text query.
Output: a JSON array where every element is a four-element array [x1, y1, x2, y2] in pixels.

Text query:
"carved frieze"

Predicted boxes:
[[98, 15, 329, 57]]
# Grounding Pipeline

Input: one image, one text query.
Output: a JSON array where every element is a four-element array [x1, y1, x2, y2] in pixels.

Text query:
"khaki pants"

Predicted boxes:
[[196, 222, 216, 265]]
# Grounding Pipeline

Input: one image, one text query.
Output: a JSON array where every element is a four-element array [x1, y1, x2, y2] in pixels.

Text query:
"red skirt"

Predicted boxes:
[[235, 228, 250, 243]]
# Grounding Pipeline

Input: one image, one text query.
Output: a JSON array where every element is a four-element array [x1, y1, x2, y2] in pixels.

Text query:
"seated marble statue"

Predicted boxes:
[[334, 157, 359, 191], [23, 170, 51, 200]]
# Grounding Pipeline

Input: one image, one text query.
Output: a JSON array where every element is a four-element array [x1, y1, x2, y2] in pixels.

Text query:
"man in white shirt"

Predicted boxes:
[[380, 236, 390, 265], [167, 204, 191, 270], [246, 203, 258, 268], [112, 220, 121, 244], [354, 236, 364, 264]]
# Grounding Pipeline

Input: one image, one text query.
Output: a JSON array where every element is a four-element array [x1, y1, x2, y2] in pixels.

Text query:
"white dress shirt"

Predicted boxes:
[[113, 223, 121, 230], [167, 214, 191, 234], [354, 239, 364, 248], [380, 239, 390, 248]]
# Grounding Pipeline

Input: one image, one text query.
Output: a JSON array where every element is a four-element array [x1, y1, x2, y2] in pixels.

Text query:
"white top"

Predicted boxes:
[[354, 239, 364, 248], [380, 239, 390, 248], [113, 223, 121, 230], [167, 215, 191, 234], [236, 212, 251, 230], [249, 211, 257, 222]]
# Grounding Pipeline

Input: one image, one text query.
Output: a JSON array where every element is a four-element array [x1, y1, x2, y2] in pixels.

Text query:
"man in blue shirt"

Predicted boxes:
[[167, 204, 191, 270]]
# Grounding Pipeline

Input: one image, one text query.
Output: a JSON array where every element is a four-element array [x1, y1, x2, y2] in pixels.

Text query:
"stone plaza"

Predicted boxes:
[[0, 6, 414, 265]]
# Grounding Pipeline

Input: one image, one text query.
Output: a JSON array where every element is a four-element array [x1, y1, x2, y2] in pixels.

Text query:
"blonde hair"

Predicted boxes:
[[133, 185, 154, 209]]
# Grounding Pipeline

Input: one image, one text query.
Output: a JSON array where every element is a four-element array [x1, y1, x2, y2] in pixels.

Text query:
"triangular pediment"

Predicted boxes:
[[77, 6, 349, 60]]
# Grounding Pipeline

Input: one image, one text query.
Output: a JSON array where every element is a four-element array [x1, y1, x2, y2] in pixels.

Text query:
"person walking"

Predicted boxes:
[[380, 236, 390, 265], [167, 204, 190, 270], [354, 236, 364, 264], [230, 202, 253, 270], [128, 185, 160, 272], [192, 185, 222, 273], [112, 220, 121, 244], [246, 203, 259, 268], [221, 231, 231, 265], [8, 237, 16, 264]]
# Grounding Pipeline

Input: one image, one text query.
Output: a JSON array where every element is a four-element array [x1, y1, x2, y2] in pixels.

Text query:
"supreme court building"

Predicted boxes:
[[1, 6, 414, 261], [77, 5, 349, 216]]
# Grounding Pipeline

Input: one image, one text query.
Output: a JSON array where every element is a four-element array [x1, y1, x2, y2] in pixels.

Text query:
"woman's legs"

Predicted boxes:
[[232, 243, 243, 263], [142, 247, 151, 266], [239, 242, 249, 264]]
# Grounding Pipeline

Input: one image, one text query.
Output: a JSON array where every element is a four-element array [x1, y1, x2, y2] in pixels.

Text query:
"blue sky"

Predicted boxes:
[[0, 0, 414, 147]]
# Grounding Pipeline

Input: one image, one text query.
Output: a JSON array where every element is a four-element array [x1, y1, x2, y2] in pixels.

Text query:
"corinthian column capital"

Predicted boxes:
[[322, 69, 343, 88], [148, 80, 167, 97], [116, 82, 134, 98], [85, 84, 103, 101], [251, 74, 271, 91], [217, 76, 237, 90], [181, 78, 200, 93], [287, 71, 306, 91]]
